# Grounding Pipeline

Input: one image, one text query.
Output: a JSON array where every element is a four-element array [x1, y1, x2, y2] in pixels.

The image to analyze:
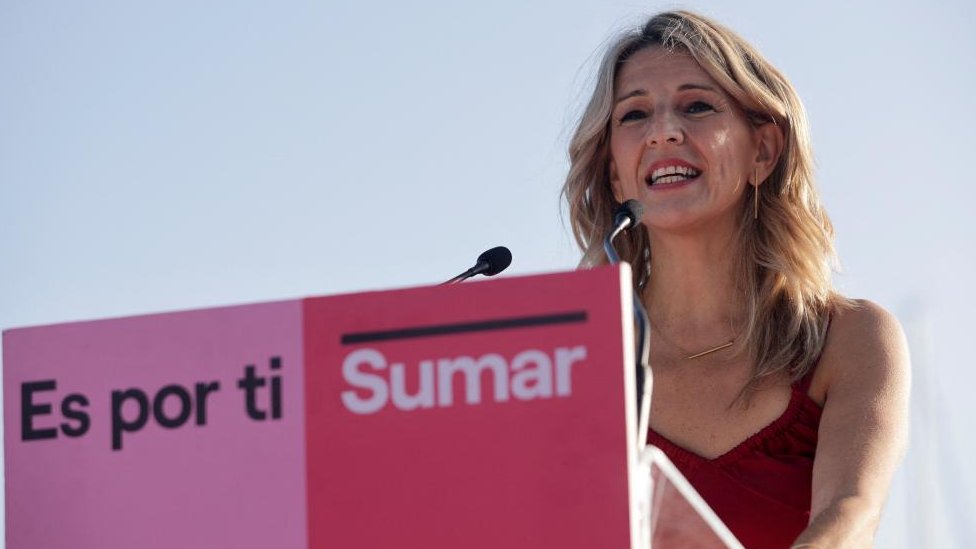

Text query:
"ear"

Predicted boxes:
[[753, 121, 785, 185], [608, 157, 624, 202]]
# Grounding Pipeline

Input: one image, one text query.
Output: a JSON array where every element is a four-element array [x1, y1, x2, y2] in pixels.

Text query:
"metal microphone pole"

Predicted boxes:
[[604, 201, 652, 445]]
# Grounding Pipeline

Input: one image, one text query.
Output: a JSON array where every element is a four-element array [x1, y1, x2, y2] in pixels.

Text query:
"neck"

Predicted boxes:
[[643, 227, 742, 337]]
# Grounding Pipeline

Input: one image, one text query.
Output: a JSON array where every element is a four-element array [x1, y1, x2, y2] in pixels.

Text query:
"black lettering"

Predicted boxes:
[[270, 375, 282, 419], [194, 381, 220, 426], [111, 388, 149, 451], [60, 393, 90, 437], [237, 365, 267, 420], [152, 385, 192, 429], [21, 380, 58, 441], [270, 357, 282, 420]]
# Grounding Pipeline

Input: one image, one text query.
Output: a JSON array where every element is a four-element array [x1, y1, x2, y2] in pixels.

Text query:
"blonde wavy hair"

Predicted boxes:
[[563, 10, 845, 390]]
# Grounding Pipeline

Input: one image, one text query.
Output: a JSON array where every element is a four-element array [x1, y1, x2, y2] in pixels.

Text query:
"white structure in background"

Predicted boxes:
[[876, 301, 973, 548]]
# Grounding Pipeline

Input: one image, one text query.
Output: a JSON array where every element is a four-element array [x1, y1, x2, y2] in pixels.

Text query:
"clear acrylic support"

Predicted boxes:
[[637, 445, 745, 549]]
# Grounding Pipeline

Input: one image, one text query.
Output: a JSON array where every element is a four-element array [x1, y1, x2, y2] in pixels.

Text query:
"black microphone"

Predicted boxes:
[[601, 199, 652, 443], [442, 246, 513, 285], [603, 199, 645, 264]]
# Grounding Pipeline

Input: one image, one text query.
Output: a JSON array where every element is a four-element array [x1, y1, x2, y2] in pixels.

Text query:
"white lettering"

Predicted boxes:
[[339, 345, 587, 414], [341, 349, 389, 414], [437, 354, 509, 406], [555, 346, 586, 396], [511, 349, 553, 400], [390, 360, 435, 410]]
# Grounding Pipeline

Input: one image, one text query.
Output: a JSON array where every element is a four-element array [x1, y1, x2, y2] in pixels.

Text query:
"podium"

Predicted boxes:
[[3, 266, 741, 548]]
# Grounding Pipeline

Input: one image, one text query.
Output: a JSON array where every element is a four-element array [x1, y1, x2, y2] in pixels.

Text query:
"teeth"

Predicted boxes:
[[654, 174, 689, 185], [649, 165, 700, 185]]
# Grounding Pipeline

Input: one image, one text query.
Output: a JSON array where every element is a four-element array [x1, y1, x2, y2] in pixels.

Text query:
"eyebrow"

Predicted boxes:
[[614, 83, 720, 104], [614, 89, 646, 104], [679, 83, 718, 93]]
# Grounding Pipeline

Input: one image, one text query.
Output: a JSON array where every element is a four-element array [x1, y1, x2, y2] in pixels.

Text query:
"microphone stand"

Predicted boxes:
[[604, 208, 652, 446], [442, 264, 488, 285]]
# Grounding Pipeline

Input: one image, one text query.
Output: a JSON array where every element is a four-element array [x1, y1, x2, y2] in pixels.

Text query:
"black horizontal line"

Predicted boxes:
[[340, 311, 588, 345]]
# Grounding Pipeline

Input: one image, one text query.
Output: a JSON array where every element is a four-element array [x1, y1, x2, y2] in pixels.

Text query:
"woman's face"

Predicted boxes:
[[608, 47, 768, 234]]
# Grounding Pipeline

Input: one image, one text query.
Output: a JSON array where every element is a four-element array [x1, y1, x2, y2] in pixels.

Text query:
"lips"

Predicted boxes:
[[644, 159, 702, 186]]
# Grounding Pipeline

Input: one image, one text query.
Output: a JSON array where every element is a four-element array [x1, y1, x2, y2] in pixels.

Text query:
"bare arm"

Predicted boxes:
[[792, 300, 911, 548]]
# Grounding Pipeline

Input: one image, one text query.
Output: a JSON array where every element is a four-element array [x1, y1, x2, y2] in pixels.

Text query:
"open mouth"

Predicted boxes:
[[645, 165, 701, 186]]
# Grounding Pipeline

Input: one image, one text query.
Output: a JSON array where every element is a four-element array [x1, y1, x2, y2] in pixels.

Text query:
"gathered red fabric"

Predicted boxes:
[[647, 371, 822, 549]]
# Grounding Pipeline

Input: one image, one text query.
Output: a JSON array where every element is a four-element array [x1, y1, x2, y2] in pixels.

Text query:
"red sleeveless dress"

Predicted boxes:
[[646, 371, 822, 549]]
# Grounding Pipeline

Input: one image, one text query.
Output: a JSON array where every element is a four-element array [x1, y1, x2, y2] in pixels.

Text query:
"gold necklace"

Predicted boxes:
[[684, 340, 735, 360], [649, 315, 736, 360]]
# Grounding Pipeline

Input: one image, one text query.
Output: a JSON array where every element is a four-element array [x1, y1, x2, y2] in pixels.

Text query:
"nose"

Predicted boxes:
[[644, 113, 683, 146]]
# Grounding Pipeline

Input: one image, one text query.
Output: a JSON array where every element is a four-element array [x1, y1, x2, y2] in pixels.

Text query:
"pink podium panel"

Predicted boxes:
[[3, 301, 308, 549], [4, 266, 642, 548]]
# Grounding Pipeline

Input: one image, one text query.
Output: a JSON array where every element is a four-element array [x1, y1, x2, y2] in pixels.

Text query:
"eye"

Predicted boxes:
[[685, 101, 716, 115], [617, 109, 648, 124]]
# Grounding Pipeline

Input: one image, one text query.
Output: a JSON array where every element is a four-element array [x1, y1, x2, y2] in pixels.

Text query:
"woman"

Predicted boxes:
[[563, 11, 910, 548]]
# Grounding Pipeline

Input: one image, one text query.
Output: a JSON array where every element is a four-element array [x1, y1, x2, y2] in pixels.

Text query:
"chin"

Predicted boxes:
[[643, 207, 698, 230], [644, 207, 736, 237]]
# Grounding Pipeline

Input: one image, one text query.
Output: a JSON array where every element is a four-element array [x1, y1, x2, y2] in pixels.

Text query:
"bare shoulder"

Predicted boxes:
[[830, 299, 907, 353], [813, 298, 911, 401]]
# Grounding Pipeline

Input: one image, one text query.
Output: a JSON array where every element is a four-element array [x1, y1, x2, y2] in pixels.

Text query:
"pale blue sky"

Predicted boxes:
[[2, 0, 974, 545]]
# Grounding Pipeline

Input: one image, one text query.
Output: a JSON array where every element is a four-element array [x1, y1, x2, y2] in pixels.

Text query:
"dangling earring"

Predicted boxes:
[[753, 168, 760, 220]]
